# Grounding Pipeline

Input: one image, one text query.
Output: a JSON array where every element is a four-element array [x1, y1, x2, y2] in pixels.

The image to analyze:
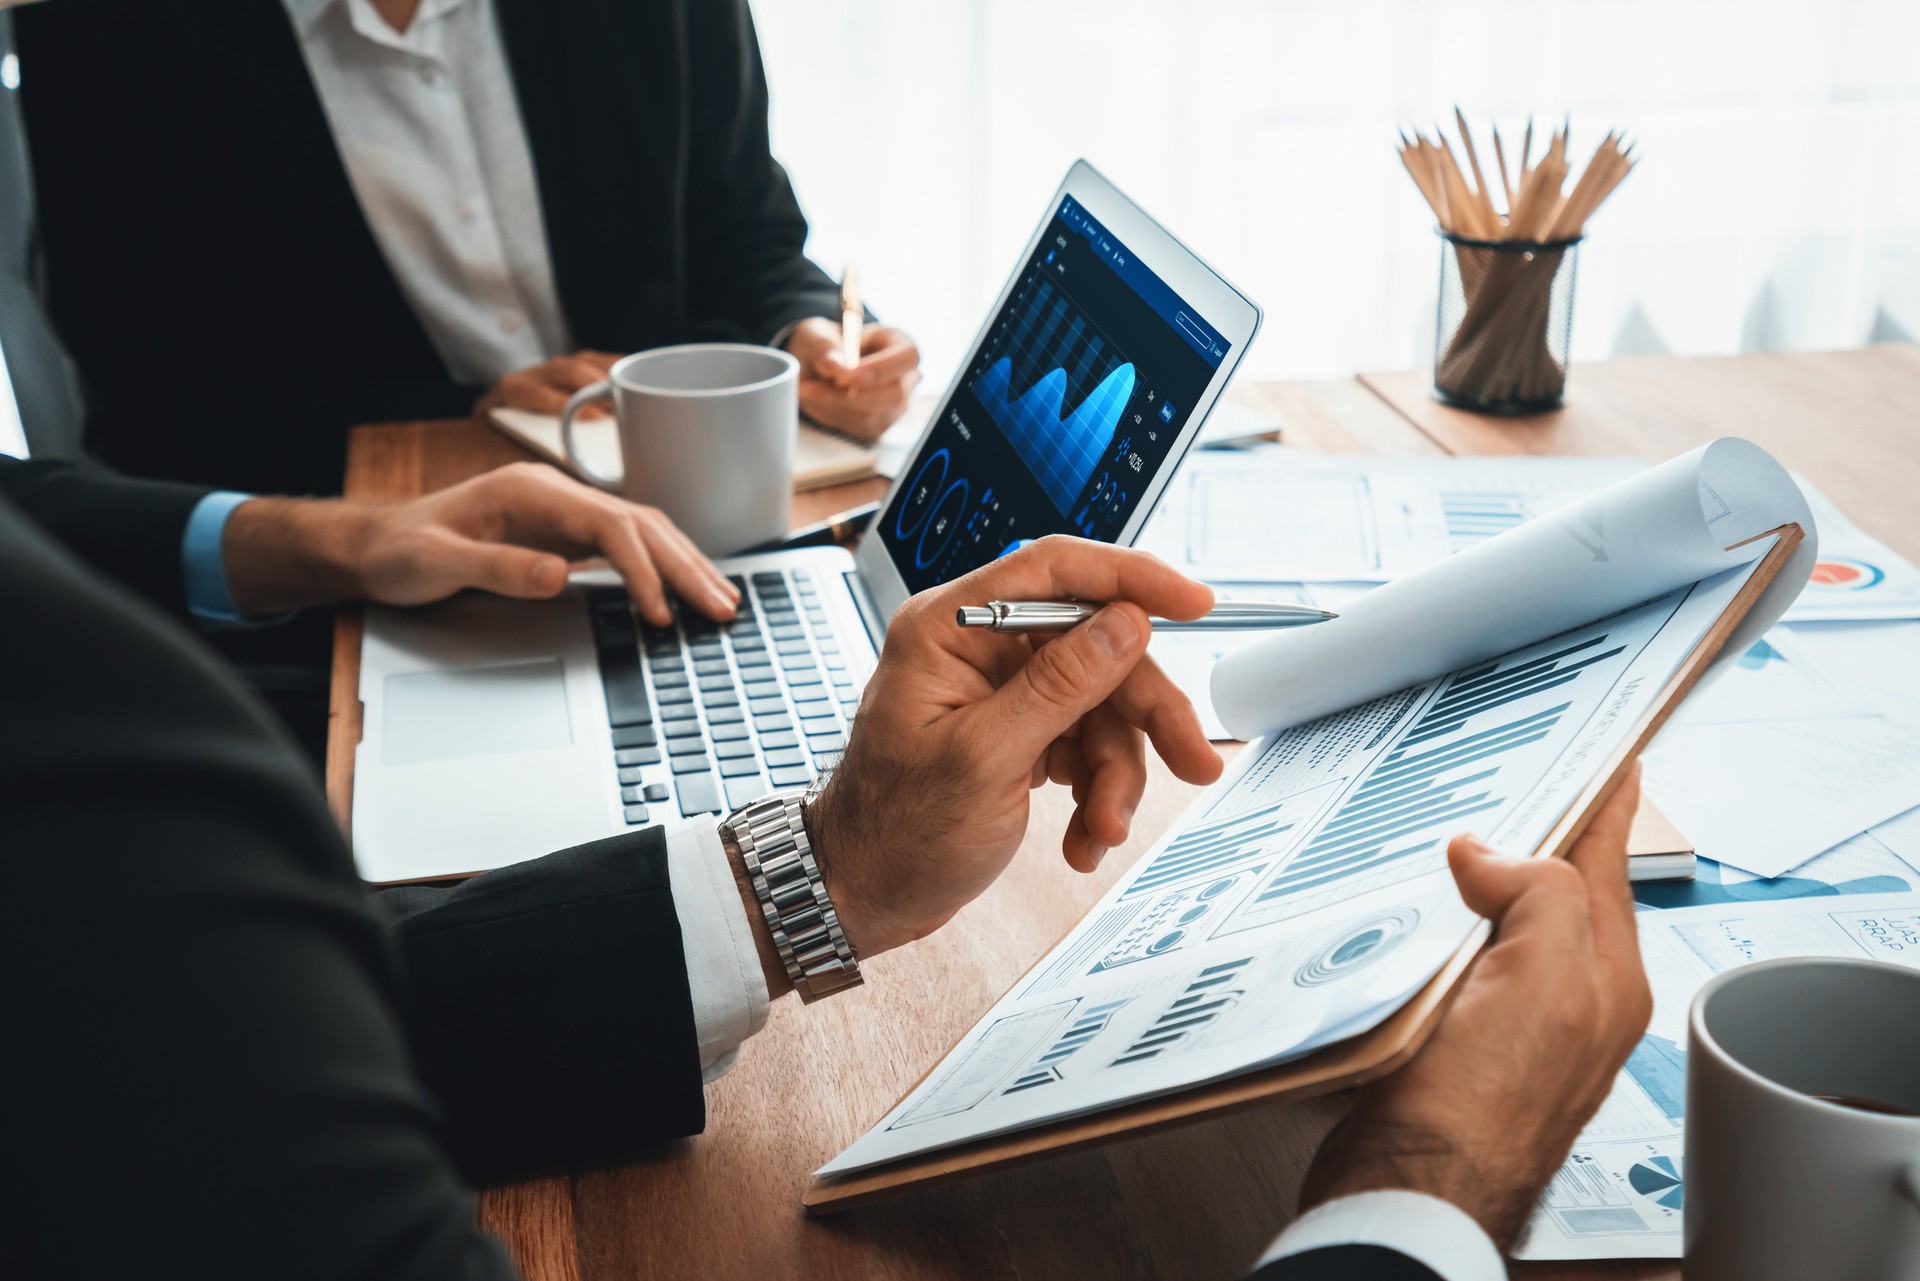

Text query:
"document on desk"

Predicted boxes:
[[1134, 450, 1642, 583], [1784, 476, 1920, 621], [820, 440, 1815, 1180], [1514, 890, 1920, 1261]]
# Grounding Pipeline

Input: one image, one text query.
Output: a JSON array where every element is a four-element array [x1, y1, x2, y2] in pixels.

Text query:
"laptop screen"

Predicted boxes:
[[878, 195, 1232, 594]]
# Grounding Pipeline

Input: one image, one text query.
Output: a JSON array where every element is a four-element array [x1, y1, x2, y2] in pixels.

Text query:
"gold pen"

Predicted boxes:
[[839, 264, 862, 373]]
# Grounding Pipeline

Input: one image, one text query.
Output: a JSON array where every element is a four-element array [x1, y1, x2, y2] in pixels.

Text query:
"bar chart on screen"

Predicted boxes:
[[970, 276, 1137, 521]]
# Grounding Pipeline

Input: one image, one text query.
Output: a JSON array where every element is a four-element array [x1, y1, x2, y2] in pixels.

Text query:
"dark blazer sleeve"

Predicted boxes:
[[681, 0, 846, 345], [5, 495, 704, 1278], [1247, 1245, 1444, 1280], [0, 455, 209, 612]]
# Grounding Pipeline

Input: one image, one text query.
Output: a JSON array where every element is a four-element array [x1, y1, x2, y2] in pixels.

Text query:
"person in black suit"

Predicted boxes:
[[5, 446, 1652, 1279], [13, 0, 920, 497]]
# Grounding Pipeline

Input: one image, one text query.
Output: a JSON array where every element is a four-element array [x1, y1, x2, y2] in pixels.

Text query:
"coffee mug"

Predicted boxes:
[[1686, 956, 1920, 1281], [559, 343, 798, 557]]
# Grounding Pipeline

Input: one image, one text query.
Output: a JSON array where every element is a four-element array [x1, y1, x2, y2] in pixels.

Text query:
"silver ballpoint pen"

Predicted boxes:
[[955, 600, 1337, 633]]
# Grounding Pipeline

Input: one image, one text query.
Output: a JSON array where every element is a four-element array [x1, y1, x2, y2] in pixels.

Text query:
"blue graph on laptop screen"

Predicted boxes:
[[880, 196, 1229, 594]]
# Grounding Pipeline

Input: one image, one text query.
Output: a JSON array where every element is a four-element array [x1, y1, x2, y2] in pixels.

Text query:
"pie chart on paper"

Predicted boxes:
[[1627, 1155, 1684, 1210]]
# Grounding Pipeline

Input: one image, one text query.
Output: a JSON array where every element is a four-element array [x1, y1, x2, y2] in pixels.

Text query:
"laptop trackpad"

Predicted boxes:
[[383, 658, 573, 766]]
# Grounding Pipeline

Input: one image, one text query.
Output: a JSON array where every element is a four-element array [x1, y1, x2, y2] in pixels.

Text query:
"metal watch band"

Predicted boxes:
[[723, 792, 862, 1004]]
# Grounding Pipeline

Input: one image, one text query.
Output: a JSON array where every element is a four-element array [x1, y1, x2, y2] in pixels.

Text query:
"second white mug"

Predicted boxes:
[[559, 343, 798, 557]]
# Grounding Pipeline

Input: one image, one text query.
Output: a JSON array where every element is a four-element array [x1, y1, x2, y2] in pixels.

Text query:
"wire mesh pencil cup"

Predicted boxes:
[[1433, 231, 1581, 414]]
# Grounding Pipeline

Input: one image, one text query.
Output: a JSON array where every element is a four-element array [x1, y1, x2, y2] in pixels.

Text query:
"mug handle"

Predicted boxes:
[[1900, 1161, 1920, 1214], [558, 381, 624, 490]]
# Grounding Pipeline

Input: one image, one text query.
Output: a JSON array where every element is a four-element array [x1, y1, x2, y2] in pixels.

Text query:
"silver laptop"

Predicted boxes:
[[352, 161, 1263, 882]]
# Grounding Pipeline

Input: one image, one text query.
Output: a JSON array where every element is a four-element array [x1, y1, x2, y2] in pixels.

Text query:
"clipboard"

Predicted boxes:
[[804, 522, 1805, 1213]]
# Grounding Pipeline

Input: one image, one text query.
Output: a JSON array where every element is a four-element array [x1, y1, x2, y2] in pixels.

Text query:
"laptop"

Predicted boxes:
[[352, 160, 1263, 883]]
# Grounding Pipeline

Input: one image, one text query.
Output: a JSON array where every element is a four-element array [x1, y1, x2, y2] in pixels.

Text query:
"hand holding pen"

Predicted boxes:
[[781, 264, 923, 441]]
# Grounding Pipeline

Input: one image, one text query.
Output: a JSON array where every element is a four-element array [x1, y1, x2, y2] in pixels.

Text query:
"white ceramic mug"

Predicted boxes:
[[1686, 956, 1920, 1281], [559, 343, 797, 557]]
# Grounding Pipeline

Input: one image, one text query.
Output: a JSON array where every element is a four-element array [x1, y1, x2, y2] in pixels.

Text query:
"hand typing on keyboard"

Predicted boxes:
[[223, 462, 740, 625], [803, 536, 1226, 962]]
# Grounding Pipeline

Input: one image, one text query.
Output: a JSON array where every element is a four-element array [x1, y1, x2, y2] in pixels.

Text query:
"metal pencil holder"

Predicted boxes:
[[1432, 231, 1581, 415]]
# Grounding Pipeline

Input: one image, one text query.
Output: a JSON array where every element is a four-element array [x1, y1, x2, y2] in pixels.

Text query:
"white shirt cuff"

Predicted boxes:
[[663, 818, 770, 1083], [1253, 1190, 1504, 1281]]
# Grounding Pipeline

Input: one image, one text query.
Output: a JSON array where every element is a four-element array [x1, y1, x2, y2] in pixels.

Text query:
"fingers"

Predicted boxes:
[[1104, 655, 1225, 785], [1447, 833, 1590, 956], [1071, 704, 1148, 870], [1564, 761, 1646, 976], [848, 329, 920, 388], [785, 317, 854, 384], [948, 535, 1215, 630], [973, 603, 1151, 766], [490, 355, 616, 417], [435, 538, 571, 600]]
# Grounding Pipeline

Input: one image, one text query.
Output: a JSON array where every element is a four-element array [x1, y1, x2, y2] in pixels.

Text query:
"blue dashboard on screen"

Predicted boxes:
[[879, 197, 1229, 594]]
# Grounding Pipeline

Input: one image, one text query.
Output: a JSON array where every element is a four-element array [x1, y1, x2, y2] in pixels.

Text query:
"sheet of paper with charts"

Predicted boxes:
[[821, 438, 1818, 1181], [821, 562, 1768, 1176], [1515, 890, 1920, 1260]]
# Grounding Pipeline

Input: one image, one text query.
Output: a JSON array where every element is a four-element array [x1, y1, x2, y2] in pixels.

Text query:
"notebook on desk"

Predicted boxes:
[[488, 405, 878, 493]]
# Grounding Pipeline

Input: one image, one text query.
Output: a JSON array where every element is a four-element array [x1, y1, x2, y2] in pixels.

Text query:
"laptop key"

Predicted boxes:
[[775, 638, 810, 655], [643, 782, 671, 803], [623, 804, 651, 825], [719, 755, 761, 778], [714, 738, 756, 760], [724, 775, 768, 809], [598, 650, 652, 727], [694, 658, 731, 676], [667, 736, 708, 757], [735, 650, 772, 668], [748, 696, 787, 716], [753, 713, 791, 734], [787, 669, 825, 687], [707, 705, 745, 724], [615, 746, 663, 767], [701, 689, 740, 708], [663, 716, 703, 737], [611, 725, 658, 749], [616, 765, 653, 785], [779, 651, 814, 670], [769, 765, 813, 787], [697, 672, 734, 692], [676, 772, 722, 817], [654, 669, 690, 689], [620, 786, 645, 804], [656, 685, 695, 706], [805, 731, 845, 752], [669, 753, 712, 775], [759, 729, 799, 750], [771, 624, 805, 641], [764, 747, 806, 769], [791, 686, 830, 705], [710, 719, 750, 741], [659, 702, 698, 722]]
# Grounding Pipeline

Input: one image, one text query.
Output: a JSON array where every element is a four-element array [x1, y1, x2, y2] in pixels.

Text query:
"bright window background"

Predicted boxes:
[[752, 0, 1920, 391]]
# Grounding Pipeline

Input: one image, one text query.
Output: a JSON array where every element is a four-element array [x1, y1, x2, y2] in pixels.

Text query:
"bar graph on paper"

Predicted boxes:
[[971, 277, 1136, 518], [1111, 589, 1692, 940]]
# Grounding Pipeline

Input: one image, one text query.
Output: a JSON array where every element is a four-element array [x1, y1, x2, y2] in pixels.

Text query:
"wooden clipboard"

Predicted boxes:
[[804, 523, 1805, 1213]]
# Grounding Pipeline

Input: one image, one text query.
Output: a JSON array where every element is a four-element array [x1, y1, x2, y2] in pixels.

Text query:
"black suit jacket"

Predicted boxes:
[[5, 493, 705, 1277], [0, 455, 209, 613], [15, 0, 842, 495], [1, 483, 1445, 1278]]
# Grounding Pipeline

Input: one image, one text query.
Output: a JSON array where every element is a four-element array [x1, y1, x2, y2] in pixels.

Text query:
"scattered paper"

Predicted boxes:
[[1643, 712, 1920, 880], [1514, 890, 1920, 1260], [1783, 477, 1920, 622]]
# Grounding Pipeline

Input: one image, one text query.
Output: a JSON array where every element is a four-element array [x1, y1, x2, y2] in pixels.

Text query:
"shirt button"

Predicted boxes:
[[419, 63, 440, 85], [499, 315, 523, 335]]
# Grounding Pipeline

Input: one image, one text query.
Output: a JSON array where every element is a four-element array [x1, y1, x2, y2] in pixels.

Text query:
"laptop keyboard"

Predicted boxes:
[[588, 568, 860, 824]]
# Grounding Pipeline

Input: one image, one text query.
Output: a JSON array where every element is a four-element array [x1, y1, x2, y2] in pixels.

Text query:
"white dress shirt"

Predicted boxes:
[[281, 0, 572, 386]]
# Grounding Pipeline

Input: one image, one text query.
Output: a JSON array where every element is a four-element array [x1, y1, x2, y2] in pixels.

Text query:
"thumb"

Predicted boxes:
[[441, 539, 570, 600], [976, 605, 1148, 761], [1447, 833, 1536, 922]]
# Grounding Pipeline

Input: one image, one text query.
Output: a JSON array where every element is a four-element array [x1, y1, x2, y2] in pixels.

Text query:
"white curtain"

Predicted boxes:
[[753, 0, 1920, 391]]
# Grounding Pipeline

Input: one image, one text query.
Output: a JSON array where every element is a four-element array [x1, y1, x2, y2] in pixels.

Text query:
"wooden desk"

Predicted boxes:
[[327, 351, 1920, 1279]]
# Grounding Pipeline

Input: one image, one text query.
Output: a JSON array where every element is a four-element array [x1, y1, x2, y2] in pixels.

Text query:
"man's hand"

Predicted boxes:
[[473, 349, 621, 418], [785, 318, 920, 441], [221, 463, 740, 625], [1297, 764, 1654, 1248], [786, 536, 1224, 976]]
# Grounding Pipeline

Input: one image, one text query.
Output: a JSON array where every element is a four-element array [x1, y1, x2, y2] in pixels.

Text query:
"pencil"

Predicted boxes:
[[839, 265, 862, 372]]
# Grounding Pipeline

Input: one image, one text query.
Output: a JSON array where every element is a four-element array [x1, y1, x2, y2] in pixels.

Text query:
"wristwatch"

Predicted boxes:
[[720, 791, 863, 1003]]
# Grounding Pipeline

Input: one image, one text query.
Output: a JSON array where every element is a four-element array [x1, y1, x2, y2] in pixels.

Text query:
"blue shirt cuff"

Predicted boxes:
[[181, 491, 255, 622]]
